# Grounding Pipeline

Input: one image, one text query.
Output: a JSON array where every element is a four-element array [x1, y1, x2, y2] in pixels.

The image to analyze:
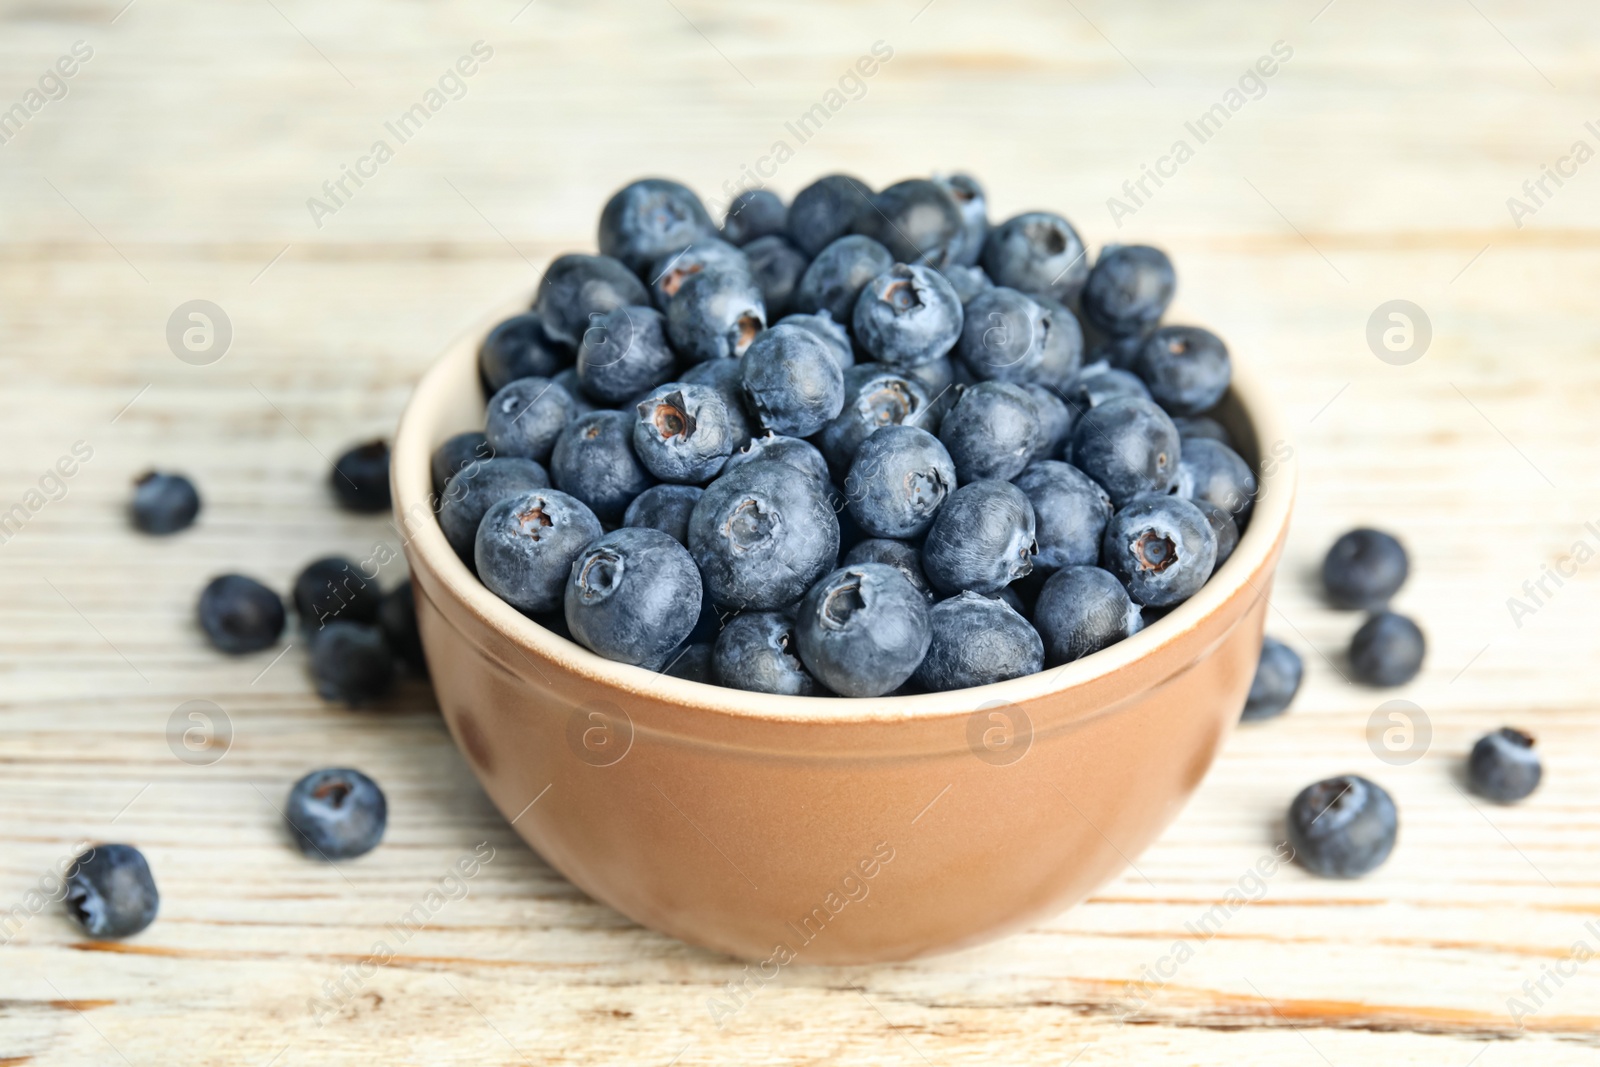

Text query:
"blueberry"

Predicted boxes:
[[623, 484, 703, 545], [597, 178, 716, 273], [1194, 499, 1240, 571], [1322, 528, 1409, 610], [816, 365, 936, 473], [843, 538, 935, 602], [485, 376, 576, 465], [852, 263, 964, 368], [535, 252, 652, 347], [1242, 636, 1302, 721], [1135, 326, 1231, 416], [1177, 437, 1257, 529], [198, 574, 285, 654], [922, 479, 1036, 595], [331, 440, 391, 513], [475, 488, 603, 614], [573, 305, 675, 404], [1033, 565, 1143, 665], [1349, 611, 1425, 686], [776, 310, 853, 371], [1468, 727, 1542, 803], [1070, 396, 1181, 505], [687, 460, 839, 611], [661, 641, 716, 682], [914, 591, 1042, 692], [478, 311, 571, 395], [632, 383, 736, 484], [1286, 775, 1397, 878], [130, 471, 200, 534], [844, 425, 955, 539], [955, 286, 1082, 389], [1172, 414, 1236, 450], [794, 234, 894, 324], [940, 263, 994, 303], [932, 173, 988, 266], [378, 582, 426, 674], [565, 527, 702, 669], [1102, 495, 1217, 608], [293, 556, 382, 633], [1063, 361, 1151, 417], [285, 767, 387, 860], [551, 367, 599, 415], [723, 433, 830, 487], [939, 381, 1041, 484], [742, 235, 809, 319], [795, 563, 931, 697], [980, 212, 1089, 303], [1013, 461, 1113, 571], [740, 323, 845, 437], [713, 611, 822, 695], [787, 174, 874, 257], [310, 620, 395, 705], [679, 356, 755, 449], [722, 188, 788, 246], [438, 457, 550, 563], [64, 844, 158, 938], [904, 356, 958, 421], [430, 431, 493, 497], [851, 179, 965, 268], [664, 268, 766, 363], [1082, 245, 1176, 337], [1087, 329, 1150, 372], [1022, 385, 1074, 461], [550, 410, 655, 523], [647, 239, 750, 308]]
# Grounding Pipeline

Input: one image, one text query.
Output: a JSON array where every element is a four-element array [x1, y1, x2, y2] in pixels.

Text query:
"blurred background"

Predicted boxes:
[[2, 1, 1598, 1064]]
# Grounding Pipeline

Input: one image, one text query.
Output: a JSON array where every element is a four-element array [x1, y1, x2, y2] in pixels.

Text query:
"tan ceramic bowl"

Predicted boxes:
[[393, 304, 1295, 964]]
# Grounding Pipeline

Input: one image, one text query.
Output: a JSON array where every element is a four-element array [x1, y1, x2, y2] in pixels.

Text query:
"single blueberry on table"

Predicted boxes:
[[678, 357, 755, 449], [851, 179, 965, 269], [664, 268, 767, 364], [1287, 775, 1397, 879], [940, 263, 993, 304], [795, 563, 932, 697], [1070, 396, 1182, 506], [914, 590, 1043, 692], [285, 767, 388, 860], [1194, 498, 1240, 572], [844, 425, 955, 539], [1033, 565, 1143, 665], [293, 556, 381, 633], [430, 431, 492, 497], [478, 311, 571, 395], [1101, 495, 1217, 608], [438, 456, 550, 564], [1177, 437, 1257, 529], [1349, 610, 1425, 686], [623, 484, 704, 546], [776, 310, 853, 372], [661, 642, 716, 683], [743, 235, 809, 319], [1134, 325, 1232, 416], [816, 365, 936, 474], [378, 582, 426, 674], [688, 460, 839, 611], [475, 488, 603, 615], [932, 172, 988, 267], [485, 376, 576, 465], [980, 211, 1090, 303], [740, 323, 845, 438], [550, 409, 655, 524], [1172, 414, 1236, 451], [721, 187, 788, 246], [565, 527, 703, 670], [535, 252, 652, 347], [331, 440, 391, 513], [1468, 727, 1542, 803], [575, 305, 676, 405], [310, 620, 395, 705], [794, 234, 894, 324], [852, 263, 964, 368], [939, 381, 1041, 484], [647, 239, 750, 308], [597, 177, 716, 273], [787, 174, 874, 257], [130, 471, 200, 534], [723, 433, 830, 487], [843, 538, 935, 602], [1322, 528, 1409, 610], [633, 382, 736, 484], [64, 843, 158, 939], [1241, 636, 1302, 722], [1062, 361, 1151, 417], [198, 574, 285, 654], [954, 286, 1082, 389], [1081, 245, 1176, 337], [1022, 384, 1074, 461], [1013, 460, 1113, 571], [921, 479, 1037, 595], [713, 611, 823, 696]]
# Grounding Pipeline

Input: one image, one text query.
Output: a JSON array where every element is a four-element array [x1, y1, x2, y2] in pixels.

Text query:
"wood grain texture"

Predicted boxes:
[[2, 0, 1599, 1062]]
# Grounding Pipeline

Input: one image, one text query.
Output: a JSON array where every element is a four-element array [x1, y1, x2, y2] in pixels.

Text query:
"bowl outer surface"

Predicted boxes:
[[393, 301, 1295, 964]]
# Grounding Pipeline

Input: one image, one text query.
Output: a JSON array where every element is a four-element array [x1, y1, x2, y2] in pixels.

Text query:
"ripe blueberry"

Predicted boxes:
[[566, 527, 703, 670], [438, 457, 550, 564], [64, 843, 158, 939], [922, 479, 1036, 595], [1177, 437, 1257, 529], [688, 460, 839, 611], [331, 440, 391, 513], [285, 767, 387, 860], [816, 365, 936, 473], [721, 188, 788, 246], [743, 235, 809, 319], [1013, 460, 1113, 571], [852, 263, 964, 368], [478, 311, 570, 395], [1134, 325, 1231, 416], [1021, 384, 1074, 461], [1033, 565, 1142, 665], [679, 357, 755, 448], [795, 563, 931, 697], [535, 252, 651, 347], [310, 620, 394, 705], [713, 611, 822, 696], [850, 178, 965, 268], [843, 538, 935, 602], [575, 305, 677, 405], [597, 178, 716, 273], [932, 173, 988, 267], [198, 574, 285, 654], [1349, 611, 1425, 686], [844, 425, 954, 539], [1322, 528, 1409, 610], [1070, 396, 1181, 506], [623, 484, 704, 546], [647, 239, 750, 308], [980, 212, 1089, 303], [939, 381, 1041, 484], [130, 471, 200, 534], [723, 433, 830, 487], [1081, 245, 1176, 337], [293, 556, 381, 633], [794, 234, 893, 324], [430, 431, 493, 497], [1101, 495, 1217, 608], [485, 376, 576, 465], [954, 286, 1082, 389], [1242, 636, 1302, 721], [787, 174, 874, 257], [1468, 727, 1542, 803], [550, 410, 655, 523], [914, 590, 1042, 692], [776, 310, 853, 372], [633, 383, 737, 484], [1287, 775, 1397, 878], [475, 488, 603, 614], [664, 268, 766, 363], [740, 323, 845, 437]]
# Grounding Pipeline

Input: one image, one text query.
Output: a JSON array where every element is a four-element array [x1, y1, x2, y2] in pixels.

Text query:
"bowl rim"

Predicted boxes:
[[393, 299, 1296, 727]]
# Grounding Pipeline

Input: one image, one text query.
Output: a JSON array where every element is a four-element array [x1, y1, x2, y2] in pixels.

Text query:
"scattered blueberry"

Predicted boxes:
[[776, 310, 854, 372], [597, 178, 716, 273], [310, 620, 395, 705], [844, 425, 955, 539], [430, 431, 493, 497], [1033, 565, 1142, 665], [843, 538, 935, 602], [378, 582, 426, 674], [535, 252, 652, 347], [740, 323, 845, 437], [939, 381, 1042, 484], [794, 234, 894, 324], [795, 563, 931, 697], [852, 263, 964, 368], [932, 173, 988, 266], [688, 460, 839, 610], [1349, 610, 1425, 686], [1081, 245, 1175, 337], [914, 591, 1042, 691], [484, 376, 576, 465], [1135, 325, 1231, 416], [475, 488, 603, 614], [1070, 396, 1181, 506], [1101, 495, 1217, 608], [816, 365, 936, 473], [664, 268, 766, 363], [1177, 437, 1257, 529], [285, 767, 388, 860], [130, 471, 200, 535], [713, 611, 822, 695], [980, 211, 1089, 303], [438, 456, 550, 563], [64, 843, 158, 939], [575, 305, 677, 404], [566, 527, 703, 669], [551, 410, 655, 523], [851, 178, 965, 268], [1322, 528, 1409, 610], [623, 484, 704, 545], [1013, 460, 1113, 570], [478, 311, 571, 395], [633, 382, 737, 484], [1241, 636, 1302, 721], [1468, 727, 1542, 803], [743, 235, 809, 319], [1287, 775, 1397, 878], [198, 574, 285, 654], [787, 174, 873, 257], [293, 556, 381, 633], [331, 440, 391, 513], [721, 188, 788, 246], [922, 479, 1036, 595]]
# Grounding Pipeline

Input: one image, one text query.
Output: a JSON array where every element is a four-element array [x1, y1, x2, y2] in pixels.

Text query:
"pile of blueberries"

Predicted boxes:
[[435, 174, 1258, 699]]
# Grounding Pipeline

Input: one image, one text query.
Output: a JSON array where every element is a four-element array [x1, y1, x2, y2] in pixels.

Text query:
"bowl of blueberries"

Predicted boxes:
[[391, 173, 1296, 963]]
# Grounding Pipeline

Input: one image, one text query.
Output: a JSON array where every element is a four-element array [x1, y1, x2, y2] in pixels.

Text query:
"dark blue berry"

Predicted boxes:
[[776, 310, 853, 371], [485, 376, 576, 465], [851, 179, 965, 269], [1135, 326, 1231, 416], [478, 311, 571, 395], [1062, 361, 1151, 417], [647, 239, 750, 308], [535, 253, 652, 347], [740, 323, 845, 437], [1033, 565, 1142, 665], [1468, 727, 1542, 803], [940, 263, 994, 303], [1013, 461, 1113, 571], [852, 263, 964, 368], [1022, 384, 1074, 461], [1070, 396, 1181, 506], [1287, 775, 1397, 878], [688, 460, 839, 611], [310, 620, 394, 705], [844, 425, 954, 539], [816, 365, 936, 473], [661, 642, 716, 683], [939, 381, 1041, 484], [1172, 414, 1235, 450], [1082, 245, 1176, 337], [64, 843, 158, 938], [955, 286, 1082, 389], [794, 234, 893, 324], [980, 212, 1089, 303], [198, 574, 285, 654], [293, 556, 381, 633], [430, 431, 492, 497], [551, 367, 599, 414], [664, 268, 766, 363], [130, 471, 200, 534], [575, 305, 676, 404], [597, 178, 716, 273], [438, 457, 550, 563], [787, 174, 873, 257], [1177, 437, 1257, 529], [566, 527, 702, 669], [475, 488, 603, 614], [1194, 499, 1240, 571], [285, 767, 387, 860], [623, 483, 703, 545], [843, 538, 934, 602], [743, 235, 809, 319], [922, 479, 1036, 595], [713, 611, 821, 695], [795, 563, 931, 697], [632, 383, 736, 484], [1349, 611, 1425, 686], [1102, 495, 1217, 608], [1087, 329, 1150, 372], [331, 440, 391, 513], [1242, 636, 1302, 721], [914, 591, 1042, 692], [721, 188, 788, 246], [932, 173, 988, 267], [679, 357, 755, 448], [1322, 528, 1409, 610], [551, 410, 655, 523], [378, 582, 426, 674], [723, 433, 830, 486]]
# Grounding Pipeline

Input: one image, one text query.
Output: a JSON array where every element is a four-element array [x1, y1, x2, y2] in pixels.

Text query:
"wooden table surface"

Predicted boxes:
[[3, 0, 1599, 1063]]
